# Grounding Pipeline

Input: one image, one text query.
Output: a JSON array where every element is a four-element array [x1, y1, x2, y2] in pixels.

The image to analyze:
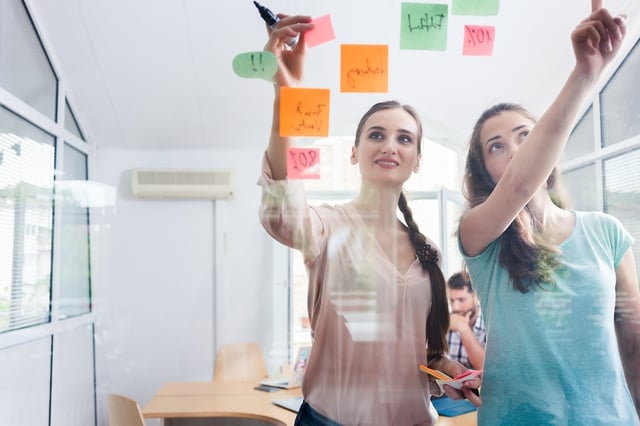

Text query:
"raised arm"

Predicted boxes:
[[263, 15, 314, 179], [614, 249, 640, 415], [460, 8, 627, 256]]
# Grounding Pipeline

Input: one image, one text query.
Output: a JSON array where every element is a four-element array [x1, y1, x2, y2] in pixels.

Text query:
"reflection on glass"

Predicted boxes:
[[0, 106, 55, 332], [600, 39, 640, 146], [64, 100, 85, 141], [0, 1, 57, 120], [563, 164, 598, 211], [445, 197, 463, 277], [566, 105, 595, 160], [57, 144, 91, 318], [290, 196, 444, 354], [604, 149, 640, 279]]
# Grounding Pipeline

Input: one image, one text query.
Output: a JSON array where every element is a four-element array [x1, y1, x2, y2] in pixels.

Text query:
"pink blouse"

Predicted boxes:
[[259, 156, 440, 425]]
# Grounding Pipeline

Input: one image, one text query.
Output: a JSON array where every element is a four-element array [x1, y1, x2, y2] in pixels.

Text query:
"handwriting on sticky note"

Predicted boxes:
[[452, 0, 499, 16], [232, 51, 278, 81], [305, 14, 335, 48], [279, 87, 330, 137], [463, 25, 495, 56], [340, 45, 388, 93], [400, 3, 449, 51], [287, 147, 321, 179]]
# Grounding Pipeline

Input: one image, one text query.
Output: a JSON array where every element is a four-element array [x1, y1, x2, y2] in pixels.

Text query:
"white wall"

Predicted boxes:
[[91, 147, 277, 426]]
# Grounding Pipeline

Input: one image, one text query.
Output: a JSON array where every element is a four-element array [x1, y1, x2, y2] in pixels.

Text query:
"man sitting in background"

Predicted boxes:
[[446, 272, 486, 370]]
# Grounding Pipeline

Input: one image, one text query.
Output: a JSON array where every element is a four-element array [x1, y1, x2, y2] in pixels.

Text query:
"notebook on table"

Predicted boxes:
[[431, 395, 477, 417], [260, 346, 311, 389], [273, 396, 304, 413]]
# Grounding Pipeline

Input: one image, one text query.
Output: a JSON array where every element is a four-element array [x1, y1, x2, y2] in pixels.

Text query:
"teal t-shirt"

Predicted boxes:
[[460, 211, 638, 425]]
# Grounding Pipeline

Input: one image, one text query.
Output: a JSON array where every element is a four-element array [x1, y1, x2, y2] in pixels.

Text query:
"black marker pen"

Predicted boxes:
[[253, 1, 299, 48]]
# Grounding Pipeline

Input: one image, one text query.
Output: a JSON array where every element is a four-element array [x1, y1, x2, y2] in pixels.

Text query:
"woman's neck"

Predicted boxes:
[[527, 191, 563, 220], [527, 190, 573, 243], [351, 185, 402, 228]]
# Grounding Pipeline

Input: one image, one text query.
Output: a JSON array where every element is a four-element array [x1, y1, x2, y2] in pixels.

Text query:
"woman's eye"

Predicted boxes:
[[368, 132, 384, 140], [398, 135, 413, 144], [518, 131, 529, 142], [489, 142, 502, 153]]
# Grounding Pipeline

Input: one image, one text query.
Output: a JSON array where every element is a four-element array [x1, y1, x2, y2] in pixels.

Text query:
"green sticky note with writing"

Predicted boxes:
[[400, 3, 448, 51], [232, 51, 278, 81], [452, 0, 499, 16]]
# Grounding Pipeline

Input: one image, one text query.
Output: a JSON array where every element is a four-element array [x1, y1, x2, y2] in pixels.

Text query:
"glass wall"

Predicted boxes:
[[0, 1, 96, 425], [0, 0, 57, 120], [0, 106, 55, 332], [562, 37, 640, 282]]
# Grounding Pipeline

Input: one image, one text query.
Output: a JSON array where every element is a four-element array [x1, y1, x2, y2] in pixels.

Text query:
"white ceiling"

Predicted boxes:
[[25, 0, 640, 153]]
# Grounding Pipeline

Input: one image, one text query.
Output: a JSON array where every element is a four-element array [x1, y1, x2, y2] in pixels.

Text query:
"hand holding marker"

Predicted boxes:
[[253, 1, 299, 48]]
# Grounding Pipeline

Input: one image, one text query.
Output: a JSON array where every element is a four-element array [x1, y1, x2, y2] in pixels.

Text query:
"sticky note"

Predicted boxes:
[[452, 0, 500, 16], [279, 87, 330, 137], [232, 51, 278, 81], [287, 147, 321, 179], [340, 45, 388, 93], [462, 25, 495, 56], [305, 14, 335, 48], [400, 3, 449, 51]]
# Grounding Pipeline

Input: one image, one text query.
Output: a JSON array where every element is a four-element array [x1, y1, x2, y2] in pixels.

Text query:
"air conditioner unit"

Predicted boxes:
[[131, 168, 234, 200]]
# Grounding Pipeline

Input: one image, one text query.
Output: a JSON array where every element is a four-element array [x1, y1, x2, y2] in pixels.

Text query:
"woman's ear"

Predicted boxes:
[[413, 153, 422, 173], [350, 146, 358, 165]]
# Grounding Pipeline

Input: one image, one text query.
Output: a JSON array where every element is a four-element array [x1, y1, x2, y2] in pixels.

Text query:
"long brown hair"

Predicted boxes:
[[463, 103, 570, 293], [355, 101, 449, 359]]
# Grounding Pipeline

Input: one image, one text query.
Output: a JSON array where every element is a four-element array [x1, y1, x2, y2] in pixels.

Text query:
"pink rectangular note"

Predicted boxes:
[[462, 25, 495, 56], [287, 147, 321, 179], [305, 14, 335, 48]]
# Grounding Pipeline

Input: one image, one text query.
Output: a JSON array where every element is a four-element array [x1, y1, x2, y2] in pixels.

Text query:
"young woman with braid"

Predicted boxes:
[[458, 6, 639, 425], [258, 14, 479, 426]]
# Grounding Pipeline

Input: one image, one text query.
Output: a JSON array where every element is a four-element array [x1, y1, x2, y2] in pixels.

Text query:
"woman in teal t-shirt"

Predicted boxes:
[[457, 6, 640, 425]]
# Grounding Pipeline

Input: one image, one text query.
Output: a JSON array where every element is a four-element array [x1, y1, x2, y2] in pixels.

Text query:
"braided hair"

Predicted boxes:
[[398, 192, 449, 360]]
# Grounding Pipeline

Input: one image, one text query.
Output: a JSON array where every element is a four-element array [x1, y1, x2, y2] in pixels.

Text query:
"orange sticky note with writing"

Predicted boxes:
[[287, 147, 321, 179], [462, 25, 495, 56], [279, 87, 330, 137], [340, 44, 388, 93]]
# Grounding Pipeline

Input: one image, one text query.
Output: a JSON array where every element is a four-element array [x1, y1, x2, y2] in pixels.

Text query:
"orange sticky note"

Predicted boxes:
[[279, 87, 330, 137], [462, 25, 495, 56], [287, 147, 321, 179], [340, 44, 388, 93], [305, 14, 335, 48]]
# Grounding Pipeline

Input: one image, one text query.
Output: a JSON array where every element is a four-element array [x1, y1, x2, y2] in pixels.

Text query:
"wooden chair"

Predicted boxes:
[[107, 393, 145, 426], [213, 342, 269, 382]]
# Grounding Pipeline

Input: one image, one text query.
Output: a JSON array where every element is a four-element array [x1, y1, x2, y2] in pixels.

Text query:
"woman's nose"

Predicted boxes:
[[381, 140, 397, 154]]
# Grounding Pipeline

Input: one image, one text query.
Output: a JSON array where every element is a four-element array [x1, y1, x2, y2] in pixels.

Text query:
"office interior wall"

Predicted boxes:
[[91, 147, 276, 425], [51, 324, 96, 426], [0, 337, 51, 426]]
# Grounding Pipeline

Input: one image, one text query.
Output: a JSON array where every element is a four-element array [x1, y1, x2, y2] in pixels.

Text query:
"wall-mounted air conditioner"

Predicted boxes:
[[131, 168, 234, 200]]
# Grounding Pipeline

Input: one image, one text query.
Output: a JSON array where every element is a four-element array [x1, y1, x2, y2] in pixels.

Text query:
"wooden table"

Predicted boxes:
[[142, 381, 477, 425]]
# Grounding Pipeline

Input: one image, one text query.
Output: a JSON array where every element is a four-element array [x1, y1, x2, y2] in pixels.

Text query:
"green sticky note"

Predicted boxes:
[[400, 3, 448, 51], [452, 0, 499, 16], [232, 51, 278, 81]]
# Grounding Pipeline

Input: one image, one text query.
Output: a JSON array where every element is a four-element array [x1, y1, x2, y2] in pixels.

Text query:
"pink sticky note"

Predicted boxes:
[[462, 25, 495, 56], [305, 14, 335, 48], [287, 147, 321, 179]]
